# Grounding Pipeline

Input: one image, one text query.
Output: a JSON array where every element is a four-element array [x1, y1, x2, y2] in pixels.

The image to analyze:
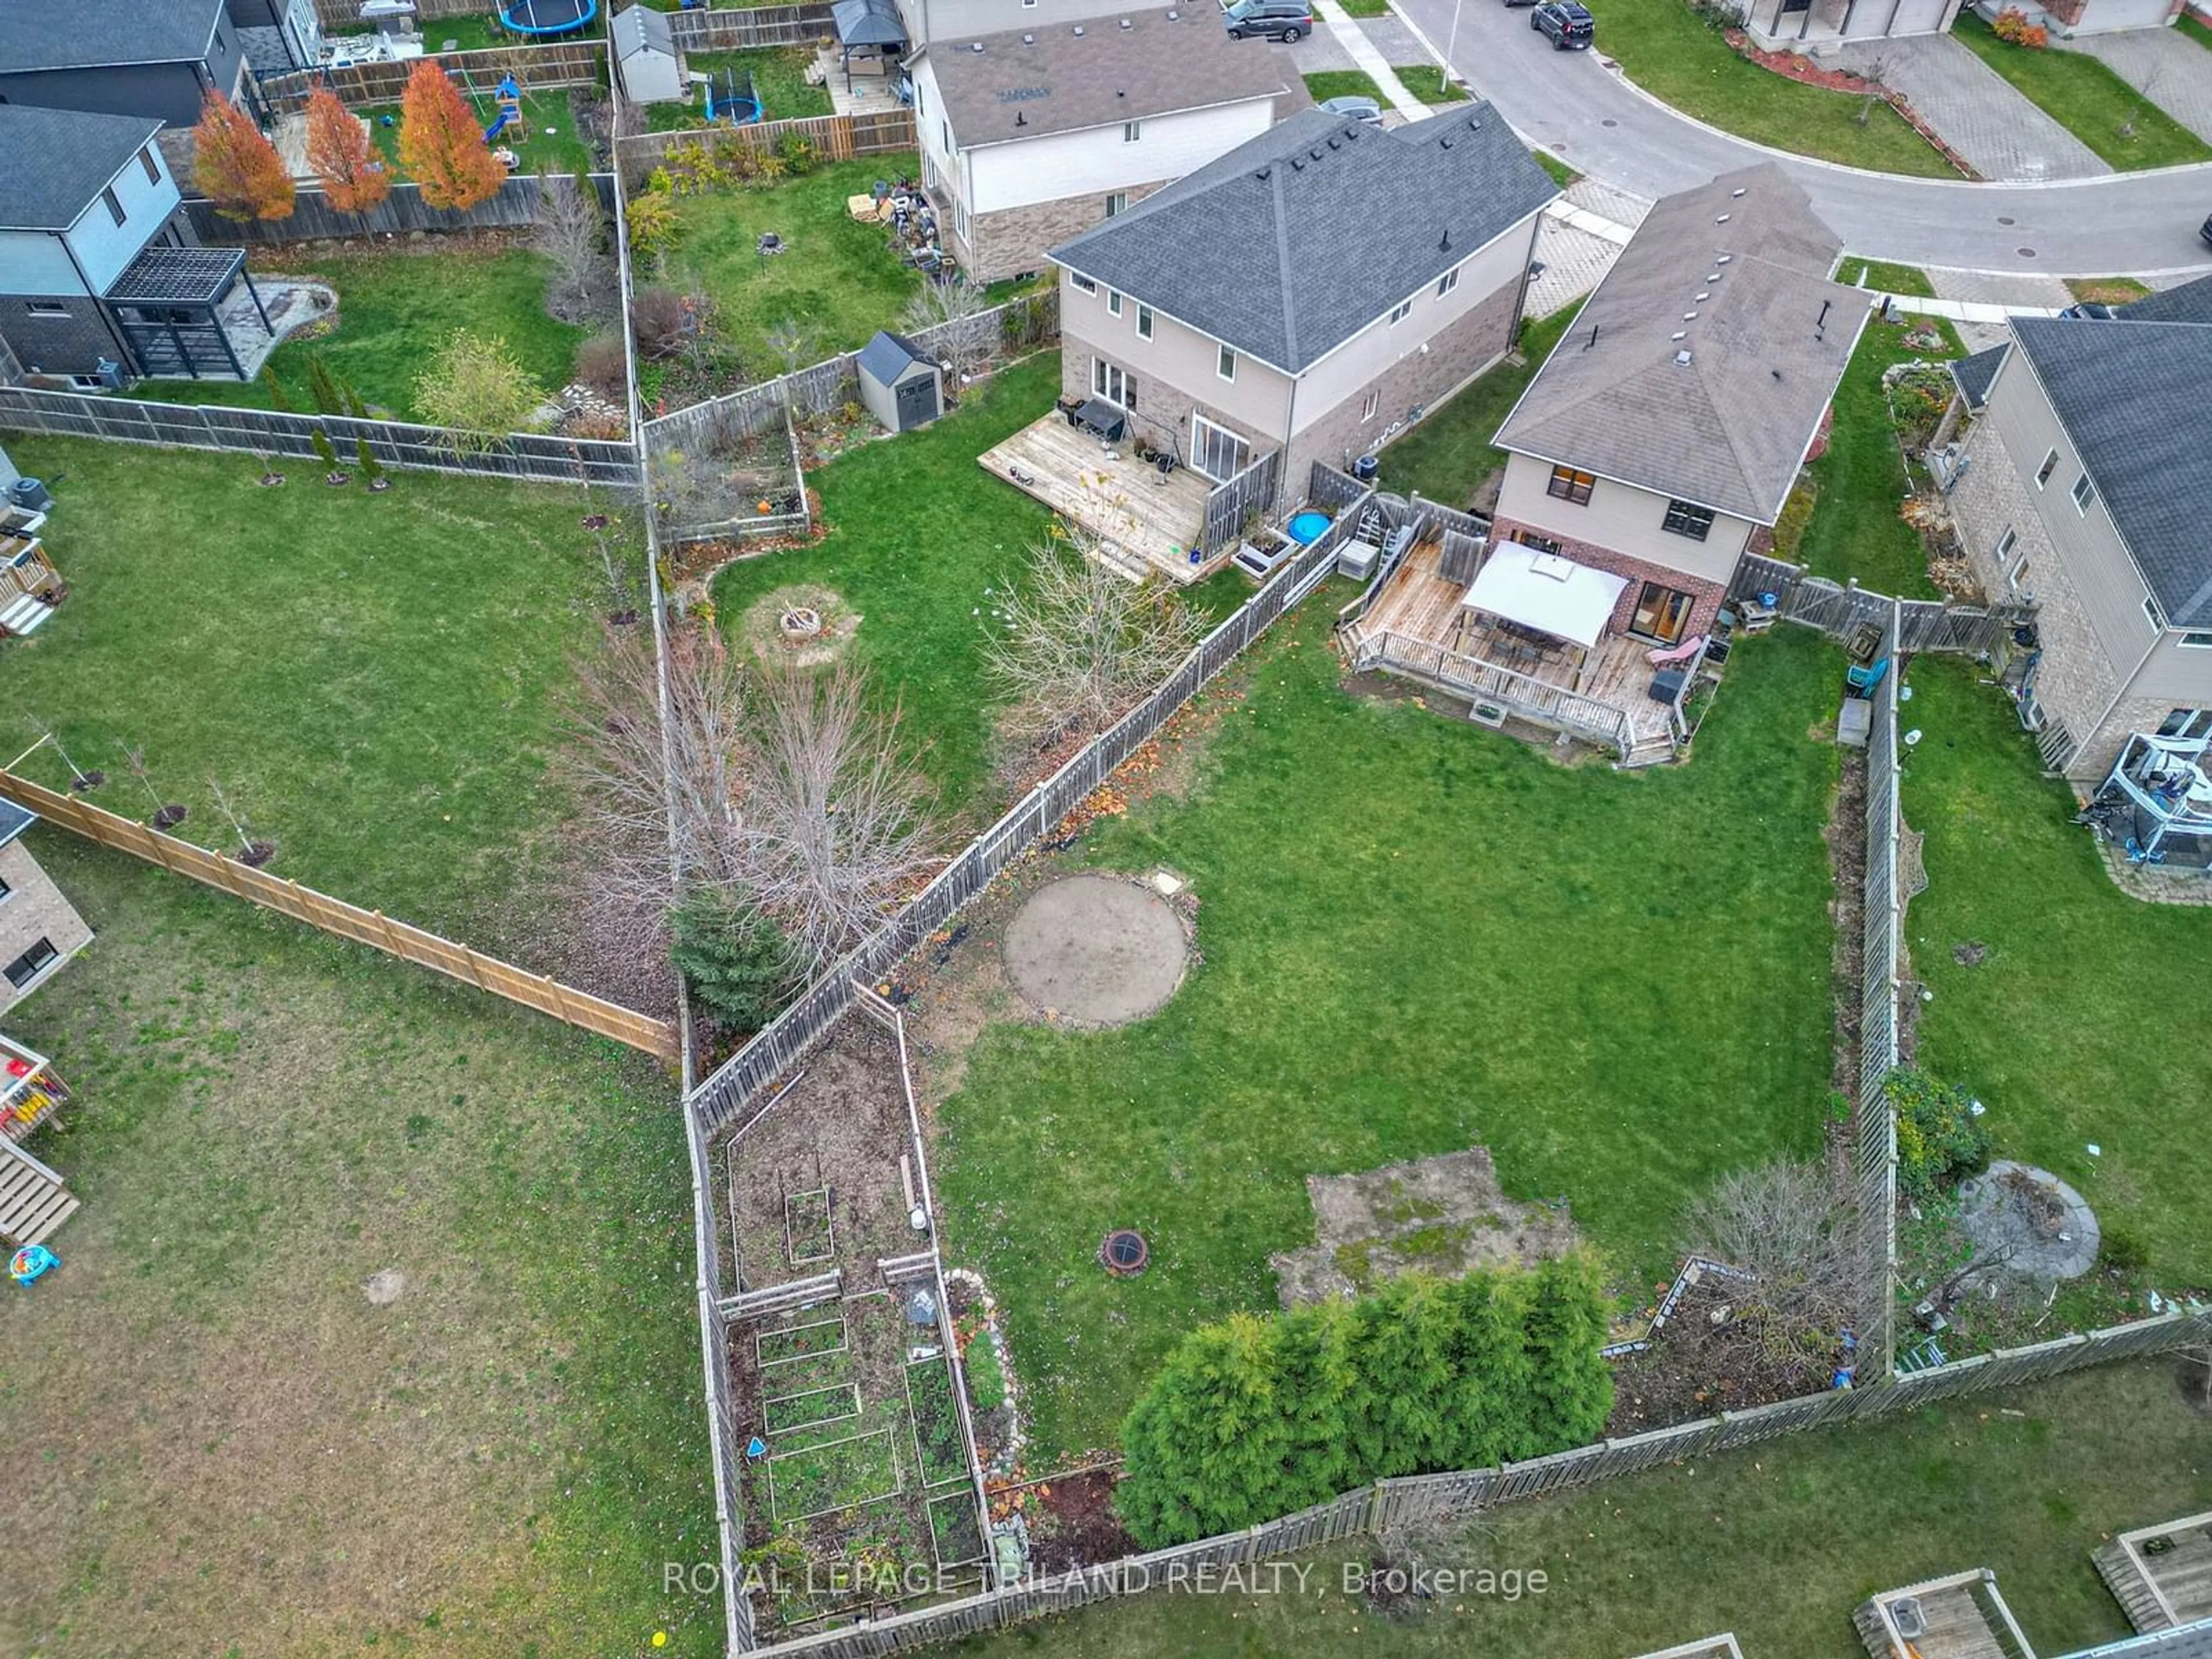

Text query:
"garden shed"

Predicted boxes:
[[610, 5, 682, 106], [857, 331, 942, 433]]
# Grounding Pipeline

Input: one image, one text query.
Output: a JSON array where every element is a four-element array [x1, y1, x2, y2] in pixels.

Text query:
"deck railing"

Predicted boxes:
[[1348, 627, 1636, 760]]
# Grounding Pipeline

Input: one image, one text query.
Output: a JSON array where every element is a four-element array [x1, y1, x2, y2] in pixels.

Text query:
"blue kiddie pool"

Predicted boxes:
[[501, 0, 599, 36], [1286, 510, 1332, 544]]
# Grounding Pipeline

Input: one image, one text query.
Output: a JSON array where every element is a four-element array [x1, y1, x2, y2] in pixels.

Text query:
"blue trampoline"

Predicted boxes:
[[501, 0, 598, 36]]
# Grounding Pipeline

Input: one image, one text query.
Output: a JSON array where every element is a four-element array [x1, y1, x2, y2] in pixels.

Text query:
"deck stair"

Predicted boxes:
[[0, 1135, 78, 1247], [0, 592, 55, 637]]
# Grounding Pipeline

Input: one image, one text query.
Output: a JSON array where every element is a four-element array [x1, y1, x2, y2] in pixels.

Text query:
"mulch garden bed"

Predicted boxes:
[[1022, 1470, 1138, 1575], [1604, 1275, 1827, 1435]]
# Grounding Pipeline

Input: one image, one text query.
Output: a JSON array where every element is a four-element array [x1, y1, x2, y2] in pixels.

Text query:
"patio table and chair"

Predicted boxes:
[[1455, 545, 1629, 690]]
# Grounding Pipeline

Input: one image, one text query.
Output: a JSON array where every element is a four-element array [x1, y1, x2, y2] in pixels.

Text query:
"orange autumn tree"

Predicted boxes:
[[398, 60, 505, 211], [304, 87, 390, 214], [192, 92, 294, 223]]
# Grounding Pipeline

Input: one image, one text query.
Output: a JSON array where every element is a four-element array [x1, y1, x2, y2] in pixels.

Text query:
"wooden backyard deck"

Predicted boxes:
[[978, 412, 1218, 585], [2095, 1513, 2212, 1633], [1632, 1638, 1746, 1659], [1341, 538, 1687, 759], [1854, 1570, 2036, 1659]]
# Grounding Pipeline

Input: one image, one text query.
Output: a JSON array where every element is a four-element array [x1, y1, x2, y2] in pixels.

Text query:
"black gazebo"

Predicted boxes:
[[103, 247, 272, 380], [830, 0, 908, 93]]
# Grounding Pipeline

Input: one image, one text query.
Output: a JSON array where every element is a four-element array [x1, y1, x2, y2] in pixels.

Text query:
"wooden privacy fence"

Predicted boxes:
[[1856, 598, 1904, 1379], [685, 505, 1364, 1137], [668, 3, 838, 50], [0, 387, 639, 488], [0, 771, 677, 1060], [1727, 557, 2033, 658], [256, 40, 608, 116], [1199, 449, 1283, 555], [182, 173, 618, 244], [310, 0, 495, 24], [615, 110, 917, 186], [725, 1301, 2211, 1656]]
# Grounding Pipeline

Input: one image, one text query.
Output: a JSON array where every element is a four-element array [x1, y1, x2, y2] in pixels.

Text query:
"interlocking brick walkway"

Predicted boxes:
[[1828, 35, 2111, 182]]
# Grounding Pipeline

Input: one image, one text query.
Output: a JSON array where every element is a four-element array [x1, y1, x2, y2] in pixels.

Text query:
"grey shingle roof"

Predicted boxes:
[[2012, 313, 2212, 628], [858, 329, 930, 383], [0, 0, 222, 72], [917, 8, 1290, 147], [2116, 272, 2212, 325], [1951, 342, 2009, 410], [0, 103, 164, 232], [1494, 164, 1861, 524], [612, 3, 675, 58], [2058, 1617, 2212, 1659], [1052, 104, 1556, 374]]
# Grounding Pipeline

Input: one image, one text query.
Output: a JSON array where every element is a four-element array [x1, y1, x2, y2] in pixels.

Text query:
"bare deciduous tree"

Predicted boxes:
[[1684, 1160, 1859, 1368], [982, 530, 1210, 747], [569, 625, 753, 913], [1853, 51, 1892, 128], [766, 317, 812, 378], [902, 278, 993, 382], [745, 662, 935, 971], [535, 170, 606, 321]]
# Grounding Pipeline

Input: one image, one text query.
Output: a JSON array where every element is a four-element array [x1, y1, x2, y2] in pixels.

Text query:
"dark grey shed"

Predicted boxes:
[[857, 331, 942, 432]]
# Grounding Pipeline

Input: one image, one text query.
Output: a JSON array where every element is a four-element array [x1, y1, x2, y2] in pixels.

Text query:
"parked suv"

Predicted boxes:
[[1224, 0, 1312, 40], [1531, 1, 1594, 48]]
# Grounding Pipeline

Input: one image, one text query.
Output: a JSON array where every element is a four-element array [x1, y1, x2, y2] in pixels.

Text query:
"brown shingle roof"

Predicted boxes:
[[916, 7, 1291, 148], [1494, 164, 1865, 524]]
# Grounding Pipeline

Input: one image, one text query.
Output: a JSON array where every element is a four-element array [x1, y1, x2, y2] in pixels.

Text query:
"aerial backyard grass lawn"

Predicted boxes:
[[664, 155, 927, 378], [147, 248, 586, 423], [647, 49, 832, 132], [1592, 0, 1959, 176], [946, 1359, 2212, 1657], [1903, 661, 2212, 1288], [0, 842, 717, 1659], [0, 437, 628, 940], [935, 609, 1842, 1463]]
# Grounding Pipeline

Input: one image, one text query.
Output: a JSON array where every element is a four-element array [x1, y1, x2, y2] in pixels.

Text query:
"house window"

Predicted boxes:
[[1520, 533, 1563, 555], [25, 302, 69, 317], [1190, 414, 1249, 483], [942, 119, 953, 154], [101, 187, 126, 228], [1107, 289, 1123, 317], [1104, 191, 1128, 218], [2035, 448, 2059, 488], [1388, 298, 1413, 327], [1994, 527, 2016, 566], [2010, 559, 2030, 591], [2145, 595, 2165, 629], [1123, 122, 1141, 143], [214, 26, 225, 51], [0, 873, 11, 902], [139, 147, 160, 184], [2158, 709, 2212, 738], [1136, 304, 1153, 340], [1360, 387, 1380, 422], [1436, 268, 1459, 299], [1092, 358, 1134, 408], [1630, 581, 1695, 646], [2182, 632, 2212, 649], [1217, 343, 1236, 382], [1070, 272, 1097, 294], [1661, 499, 1715, 541], [2070, 472, 2096, 514], [2, 937, 56, 991], [1547, 465, 1594, 505]]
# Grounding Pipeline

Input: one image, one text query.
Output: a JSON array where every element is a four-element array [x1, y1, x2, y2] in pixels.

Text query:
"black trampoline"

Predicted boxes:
[[501, 0, 597, 36]]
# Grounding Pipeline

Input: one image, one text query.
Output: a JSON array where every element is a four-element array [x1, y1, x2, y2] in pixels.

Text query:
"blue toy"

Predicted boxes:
[[10, 1244, 59, 1286], [483, 75, 523, 143], [745, 1436, 768, 1459]]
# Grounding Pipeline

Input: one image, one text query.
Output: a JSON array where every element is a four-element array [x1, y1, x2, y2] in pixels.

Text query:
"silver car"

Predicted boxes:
[[1320, 94, 1385, 127]]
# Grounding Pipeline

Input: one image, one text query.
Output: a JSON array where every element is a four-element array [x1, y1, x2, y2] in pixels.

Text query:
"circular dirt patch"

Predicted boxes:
[[741, 584, 859, 667], [363, 1268, 407, 1305], [1002, 874, 1187, 1027], [1957, 1160, 2099, 1281]]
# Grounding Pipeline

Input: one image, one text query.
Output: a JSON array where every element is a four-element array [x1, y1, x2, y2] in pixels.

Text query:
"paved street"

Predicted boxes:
[[1382, 0, 2212, 274], [2058, 28, 2212, 147], [1827, 35, 2110, 182]]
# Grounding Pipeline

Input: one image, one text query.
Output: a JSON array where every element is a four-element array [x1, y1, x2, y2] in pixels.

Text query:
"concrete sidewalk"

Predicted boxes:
[[1308, 0, 1429, 119]]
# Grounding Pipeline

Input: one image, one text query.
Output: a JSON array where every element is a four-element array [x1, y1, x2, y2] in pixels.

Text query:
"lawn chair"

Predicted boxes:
[[1646, 632, 1705, 669]]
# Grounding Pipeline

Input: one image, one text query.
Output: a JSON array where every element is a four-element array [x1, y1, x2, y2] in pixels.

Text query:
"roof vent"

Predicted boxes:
[[971, 39, 983, 50], [1073, 23, 1084, 33], [1731, 187, 1747, 198], [1695, 291, 1710, 301], [1706, 272, 1721, 283], [1288, 156, 1303, 170], [1716, 254, 1733, 264], [1310, 146, 1323, 160], [1327, 135, 1340, 149], [1120, 16, 1132, 25], [1671, 331, 1687, 341], [1439, 229, 1450, 251], [1166, 6, 1179, 15], [1254, 166, 1271, 180], [1022, 31, 1034, 41], [1439, 134, 1453, 149], [1715, 213, 1730, 224], [1675, 349, 1693, 366], [1682, 312, 1698, 321]]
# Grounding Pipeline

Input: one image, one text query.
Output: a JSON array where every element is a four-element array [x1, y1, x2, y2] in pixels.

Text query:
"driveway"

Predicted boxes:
[[1385, 0, 2212, 274], [1827, 35, 2111, 182], [2059, 28, 2212, 147]]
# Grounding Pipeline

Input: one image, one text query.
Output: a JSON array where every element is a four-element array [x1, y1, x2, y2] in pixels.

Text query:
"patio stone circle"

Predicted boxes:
[[740, 584, 860, 667], [1956, 1160, 2099, 1281], [1001, 873, 1187, 1027]]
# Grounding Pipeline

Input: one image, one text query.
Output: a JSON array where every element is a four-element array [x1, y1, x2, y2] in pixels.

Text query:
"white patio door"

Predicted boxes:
[[1190, 412, 1249, 483]]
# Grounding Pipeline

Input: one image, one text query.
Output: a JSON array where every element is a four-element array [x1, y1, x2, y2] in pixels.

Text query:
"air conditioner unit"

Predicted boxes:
[[1469, 700, 1508, 729]]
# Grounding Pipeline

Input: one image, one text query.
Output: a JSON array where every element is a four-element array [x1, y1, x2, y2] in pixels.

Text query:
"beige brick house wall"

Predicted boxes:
[[964, 183, 1168, 285], [0, 838, 92, 1015], [1948, 412, 2128, 783]]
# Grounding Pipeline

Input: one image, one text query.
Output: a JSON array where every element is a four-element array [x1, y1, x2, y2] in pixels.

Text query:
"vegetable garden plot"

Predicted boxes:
[[757, 1311, 847, 1368], [764, 1380, 863, 1434], [755, 1344, 852, 1399], [786, 1185, 835, 1266], [926, 1490, 986, 1570], [766, 1425, 903, 1523], [903, 1355, 971, 1490]]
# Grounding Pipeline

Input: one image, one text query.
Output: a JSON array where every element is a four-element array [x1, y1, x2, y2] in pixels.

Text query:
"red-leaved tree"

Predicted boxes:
[[192, 92, 294, 223], [304, 87, 391, 215], [397, 60, 505, 211]]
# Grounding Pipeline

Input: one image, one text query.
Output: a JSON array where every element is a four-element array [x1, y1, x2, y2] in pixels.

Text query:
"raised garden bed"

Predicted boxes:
[[904, 1355, 971, 1489], [766, 1423, 903, 1522]]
